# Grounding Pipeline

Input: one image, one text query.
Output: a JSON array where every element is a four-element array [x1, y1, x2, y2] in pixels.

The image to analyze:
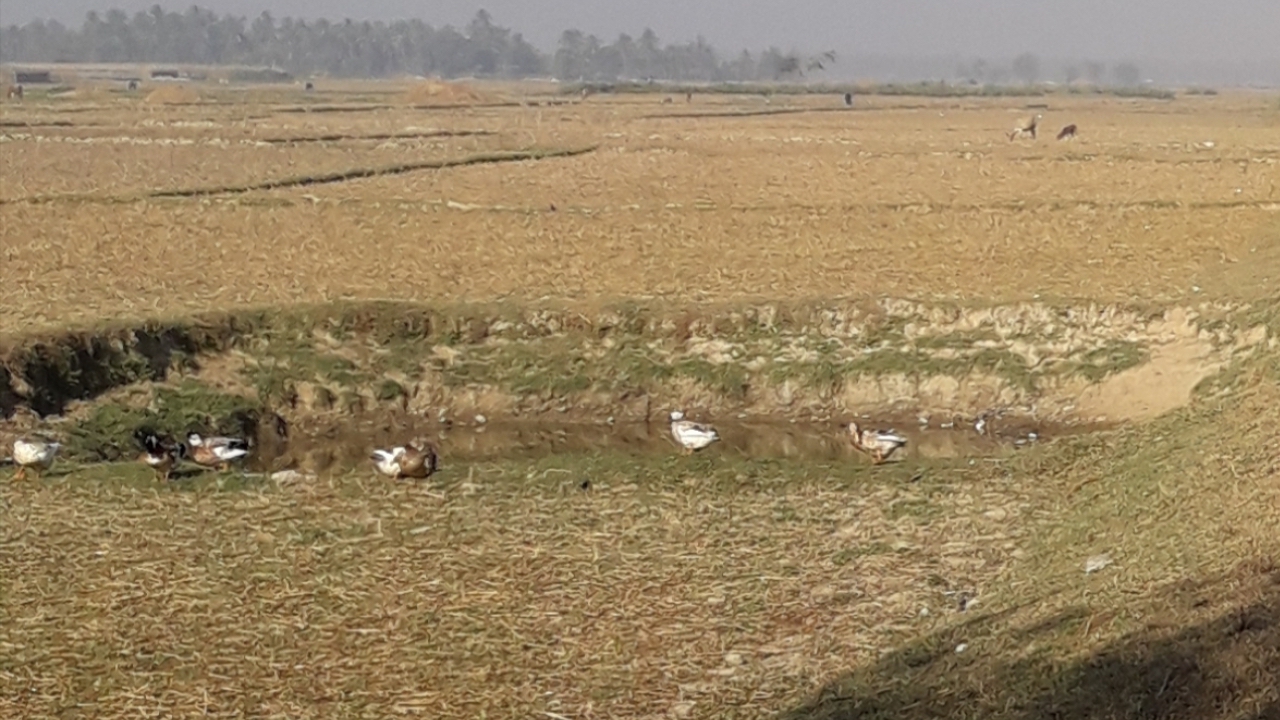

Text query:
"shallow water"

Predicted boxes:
[[252, 417, 1089, 475]]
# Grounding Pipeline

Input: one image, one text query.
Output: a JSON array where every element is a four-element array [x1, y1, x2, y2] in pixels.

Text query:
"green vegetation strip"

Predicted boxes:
[[253, 129, 495, 145], [273, 99, 573, 114], [642, 106, 864, 120], [572, 80, 1177, 100], [1, 146, 598, 205], [150, 146, 598, 197], [0, 120, 78, 128]]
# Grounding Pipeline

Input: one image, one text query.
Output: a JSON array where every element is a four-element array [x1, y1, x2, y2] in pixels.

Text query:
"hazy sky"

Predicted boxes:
[[3, 0, 1279, 63]]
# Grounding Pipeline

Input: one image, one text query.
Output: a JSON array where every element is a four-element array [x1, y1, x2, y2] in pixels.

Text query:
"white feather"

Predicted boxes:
[[210, 445, 249, 461], [871, 431, 908, 445], [371, 447, 406, 477], [189, 433, 241, 447]]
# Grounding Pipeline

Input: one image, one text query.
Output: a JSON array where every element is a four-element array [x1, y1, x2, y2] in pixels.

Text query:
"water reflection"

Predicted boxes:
[[251, 418, 1075, 475]]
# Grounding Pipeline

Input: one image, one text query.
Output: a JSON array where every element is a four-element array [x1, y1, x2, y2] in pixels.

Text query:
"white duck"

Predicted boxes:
[[669, 411, 719, 454], [846, 422, 907, 464], [12, 438, 61, 481]]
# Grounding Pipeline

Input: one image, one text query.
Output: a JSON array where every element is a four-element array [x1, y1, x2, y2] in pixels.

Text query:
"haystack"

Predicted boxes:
[[143, 85, 201, 105], [401, 80, 496, 107]]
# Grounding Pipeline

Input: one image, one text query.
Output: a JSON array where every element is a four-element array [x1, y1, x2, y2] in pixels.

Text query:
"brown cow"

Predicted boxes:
[[1056, 123, 1078, 140], [6, 84, 23, 100]]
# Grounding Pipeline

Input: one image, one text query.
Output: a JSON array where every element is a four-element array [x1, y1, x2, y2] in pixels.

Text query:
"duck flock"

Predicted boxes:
[[7, 410, 910, 483]]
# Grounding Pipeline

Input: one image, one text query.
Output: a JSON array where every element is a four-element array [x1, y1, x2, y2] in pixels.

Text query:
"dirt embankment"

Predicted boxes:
[[401, 79, 503, 106], [0, 299, 1273, 454]]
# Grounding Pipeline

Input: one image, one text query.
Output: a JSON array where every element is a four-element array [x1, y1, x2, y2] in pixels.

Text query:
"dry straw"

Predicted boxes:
[[0, 459, 1027, 719], [143, 85, 202, 105], [402, 80, 501, 107]]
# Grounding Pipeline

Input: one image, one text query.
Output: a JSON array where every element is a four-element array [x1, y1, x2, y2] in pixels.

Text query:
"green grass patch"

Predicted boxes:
[[832, 542, 894, 565], [63, 380, 261, 461], [565, 79, 1182, 101], [913, 329, 1003, 350], [1054, 340, 1148, 382], [772, 346, 1037, 395], [43, 457, 270, 491]]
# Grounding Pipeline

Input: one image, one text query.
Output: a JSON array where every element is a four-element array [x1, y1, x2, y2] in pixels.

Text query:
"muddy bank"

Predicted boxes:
[[0, 299, 1273, 459]]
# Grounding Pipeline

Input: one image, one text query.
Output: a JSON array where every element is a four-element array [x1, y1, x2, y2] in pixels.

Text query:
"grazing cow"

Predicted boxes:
[[1008, 113, 1042, 141], [6, 84, 23, 100], [1056, 123, 1078, 140], [304, 81, 315, 92]]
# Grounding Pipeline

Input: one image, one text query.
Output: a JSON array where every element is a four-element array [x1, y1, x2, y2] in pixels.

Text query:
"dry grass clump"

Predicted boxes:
[[402, 79, 499, 106], [143, 84, 202, 105]]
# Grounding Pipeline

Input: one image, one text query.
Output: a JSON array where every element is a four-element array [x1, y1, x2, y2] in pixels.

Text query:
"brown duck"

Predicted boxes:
[[371, 441, 439, 480]]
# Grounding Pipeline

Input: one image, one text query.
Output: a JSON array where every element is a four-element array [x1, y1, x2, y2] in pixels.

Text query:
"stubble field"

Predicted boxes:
[[3, 80, 1280, 720], [3, 85, 1279, 335]]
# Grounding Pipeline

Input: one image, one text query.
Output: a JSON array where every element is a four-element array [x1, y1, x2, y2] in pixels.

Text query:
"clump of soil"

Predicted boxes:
[[143, 85, 201, 105], [401, 80, 497, 106]]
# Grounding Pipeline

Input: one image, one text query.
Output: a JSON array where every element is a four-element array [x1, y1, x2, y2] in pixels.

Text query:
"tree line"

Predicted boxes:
[[1, 6, 1144, 87], [957, 53, 1143, 88], [0, 6, 821, 82]]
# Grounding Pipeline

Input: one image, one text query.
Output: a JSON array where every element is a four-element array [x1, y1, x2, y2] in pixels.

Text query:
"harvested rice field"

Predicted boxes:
[[3, 86, 1279, 333], [2, 79, 1280, 719]]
